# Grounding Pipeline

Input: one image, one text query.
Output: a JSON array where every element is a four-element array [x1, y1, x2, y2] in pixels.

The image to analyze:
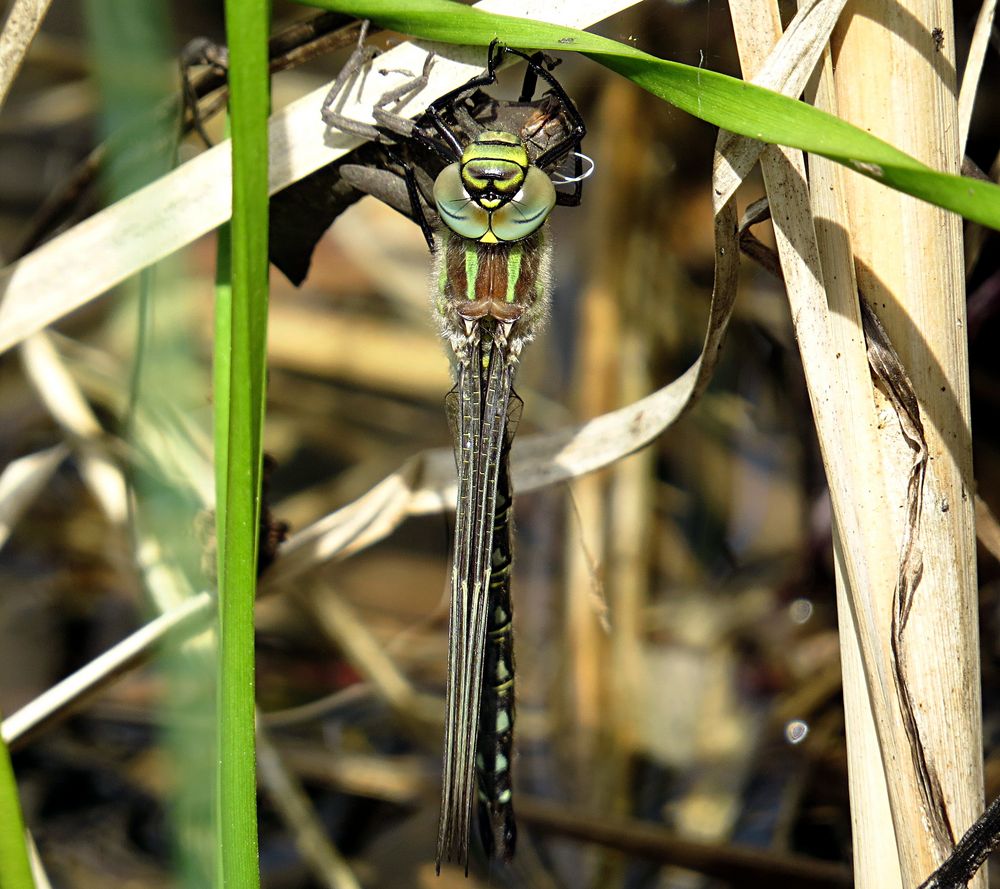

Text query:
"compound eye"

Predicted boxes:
[[434, 163, 490, 239], [489, 166, 556, 242]]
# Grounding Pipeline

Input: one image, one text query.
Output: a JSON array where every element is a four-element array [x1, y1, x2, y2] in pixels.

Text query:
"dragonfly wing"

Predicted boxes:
[[437, 332, 515, 872], [438, 344, 480, 870]]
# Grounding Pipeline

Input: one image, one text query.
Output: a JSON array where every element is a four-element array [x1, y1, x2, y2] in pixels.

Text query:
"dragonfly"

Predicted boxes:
[[321, 28, 589, 871]]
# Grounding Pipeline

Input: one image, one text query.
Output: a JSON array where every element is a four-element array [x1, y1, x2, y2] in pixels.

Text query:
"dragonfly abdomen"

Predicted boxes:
[[475, 453, 517, 860]]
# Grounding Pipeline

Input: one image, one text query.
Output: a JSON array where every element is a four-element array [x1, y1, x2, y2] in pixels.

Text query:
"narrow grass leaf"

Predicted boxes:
[[0, 714, 34, 889], [298, 0, 1000, 230], [215, 1, 271, 887]]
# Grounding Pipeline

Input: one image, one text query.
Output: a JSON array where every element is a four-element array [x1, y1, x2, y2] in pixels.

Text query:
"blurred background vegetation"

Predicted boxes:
[[1, 1, 999, 887]]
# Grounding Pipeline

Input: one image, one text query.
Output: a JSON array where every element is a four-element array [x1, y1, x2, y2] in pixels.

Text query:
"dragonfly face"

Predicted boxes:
[[433, 131, 557, 244]]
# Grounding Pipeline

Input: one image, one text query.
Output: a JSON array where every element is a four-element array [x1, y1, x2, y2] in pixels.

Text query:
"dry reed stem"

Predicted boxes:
[[0, 0, 53, 110], [830, 2, 982, 885], [805, 29, 909, 889], [958, 0, 997, 152], [730, 0, 928, 883], [256, 724, 362, 889], [724, 16, 909, 824], [0, 444, 67, 551], [730, 0, 982, 885], [25, 829, 52, 889], [714, 0, 850, 207]]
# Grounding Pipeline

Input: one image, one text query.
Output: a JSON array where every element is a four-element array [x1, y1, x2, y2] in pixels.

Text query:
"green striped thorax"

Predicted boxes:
[[433, 130, 556, 244]]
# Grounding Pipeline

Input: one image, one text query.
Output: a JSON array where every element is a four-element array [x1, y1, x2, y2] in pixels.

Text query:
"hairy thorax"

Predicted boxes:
[[434, 228, 551, 359]]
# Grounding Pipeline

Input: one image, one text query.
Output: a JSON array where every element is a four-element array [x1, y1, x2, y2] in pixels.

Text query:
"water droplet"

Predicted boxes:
[[789, 598, 813, 624], [785, 720, 809, 744]]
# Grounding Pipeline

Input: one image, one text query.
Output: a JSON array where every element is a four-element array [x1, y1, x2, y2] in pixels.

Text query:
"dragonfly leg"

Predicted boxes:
[[385, 145, 437, 251], [179, 37, 230, 148], [554, 150, 585, 207], [516, 51, 560, 103], [425, 40, 508, 159], [503, 46, 587, 171], [321, 24, 457, 172], [370, 53, 435, 139], [320, 20, 384, 140]]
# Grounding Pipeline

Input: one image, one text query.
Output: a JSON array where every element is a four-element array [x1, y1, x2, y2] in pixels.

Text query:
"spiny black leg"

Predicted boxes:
[[554, 148, 584, 207], [501, 45, 586, 170], [406, 168, 437, 253], [486, 38, 506, 81], [517, 52, 541, 103], [517, 51, 559, 102], [425, 40, 508, 158], [394, 149, 437, 252]]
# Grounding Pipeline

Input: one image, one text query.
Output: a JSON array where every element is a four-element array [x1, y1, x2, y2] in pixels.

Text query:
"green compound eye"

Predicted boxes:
[[434, 162, 556, 243], [434, 163, 491, 240], [488, 167, 556, 242]]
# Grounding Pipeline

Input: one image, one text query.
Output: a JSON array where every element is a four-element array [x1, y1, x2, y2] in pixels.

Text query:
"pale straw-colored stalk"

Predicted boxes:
[[0, 0, 53, 109], [731, 1, 982, 886], [827, 3, 982, 885]]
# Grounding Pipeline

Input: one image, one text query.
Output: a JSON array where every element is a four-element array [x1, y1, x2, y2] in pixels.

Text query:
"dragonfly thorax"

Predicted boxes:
[[434, 131, 557, 244]]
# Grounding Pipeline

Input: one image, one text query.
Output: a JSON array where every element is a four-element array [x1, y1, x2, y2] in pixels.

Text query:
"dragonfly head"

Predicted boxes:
[[459, 131, 529, 210], [434, 131, 556, 243]]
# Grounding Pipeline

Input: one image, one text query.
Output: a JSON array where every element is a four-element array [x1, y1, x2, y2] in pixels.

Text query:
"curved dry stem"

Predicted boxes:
[[0, 0, 53, 110], [957, 0, 997, 153], [0, 443, 67, 552], [256, 722, 361, 889]]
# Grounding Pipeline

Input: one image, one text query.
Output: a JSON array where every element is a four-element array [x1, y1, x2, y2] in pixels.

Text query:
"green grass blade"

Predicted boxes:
[[83, 3, 218, 883], [297, 0, 1000, 230], [215, 1, 271, 887], [0, 712, 35, 889]]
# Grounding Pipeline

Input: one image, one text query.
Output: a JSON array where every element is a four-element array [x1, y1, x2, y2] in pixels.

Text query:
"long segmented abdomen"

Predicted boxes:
[[475, 444, 516, 859]]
